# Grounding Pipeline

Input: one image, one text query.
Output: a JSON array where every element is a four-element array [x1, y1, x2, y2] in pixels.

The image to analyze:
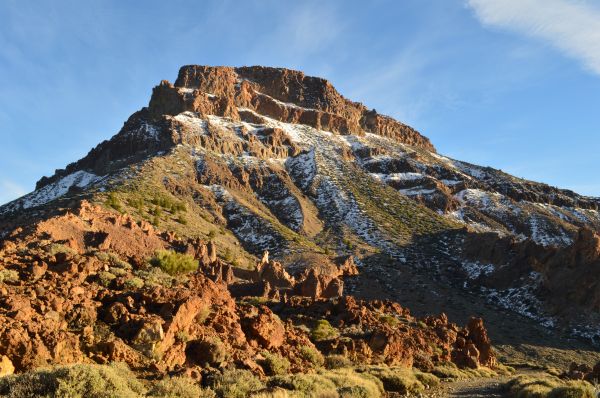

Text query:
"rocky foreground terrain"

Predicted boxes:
[[1, 65, 600, 397]]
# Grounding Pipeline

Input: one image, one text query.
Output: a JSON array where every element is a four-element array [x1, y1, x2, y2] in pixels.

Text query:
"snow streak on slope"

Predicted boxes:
[[0, 171, 103, 215]]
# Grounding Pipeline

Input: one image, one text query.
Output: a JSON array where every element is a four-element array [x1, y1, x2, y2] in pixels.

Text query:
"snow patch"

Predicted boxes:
[[5, 171, 103, 212]]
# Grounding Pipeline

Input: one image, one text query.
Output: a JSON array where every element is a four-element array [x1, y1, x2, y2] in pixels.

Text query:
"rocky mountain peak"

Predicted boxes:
[[33, 65, 434, 192], [148, 65, 435, 150]]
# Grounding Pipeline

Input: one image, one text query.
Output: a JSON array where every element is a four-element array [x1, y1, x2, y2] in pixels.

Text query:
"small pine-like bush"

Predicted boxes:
[[268, 373, 338, 397], [148, 376, 215, 398], [0, 269, 19, 284], [299, 346, 325, 368], [260, 352, 291, 376], [124, 277, 144, 290], [324, 355, 352, 369], [504, 375, 595, 398], [150, 250, 198, 275], [0, 363, 145, 398], [364, 367, 426, 395], [98, 271, 117, 287], [321, 368, 384, 398], [106, 192, 123, 212], [135, 266, 175, 288], [211, 369, 264, 398], [311, 320, 339, 342], [378, 314, 399, 327]]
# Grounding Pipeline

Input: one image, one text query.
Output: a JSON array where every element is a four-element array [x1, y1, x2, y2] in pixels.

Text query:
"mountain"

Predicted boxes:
[[1, 65, 599, 394]]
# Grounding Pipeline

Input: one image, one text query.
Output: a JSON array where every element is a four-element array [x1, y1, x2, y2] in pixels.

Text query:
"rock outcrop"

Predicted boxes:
[[0, 203, 496, 376]]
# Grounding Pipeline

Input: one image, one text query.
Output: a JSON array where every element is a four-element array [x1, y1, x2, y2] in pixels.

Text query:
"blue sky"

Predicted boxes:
[[1, 0, 599, 205]]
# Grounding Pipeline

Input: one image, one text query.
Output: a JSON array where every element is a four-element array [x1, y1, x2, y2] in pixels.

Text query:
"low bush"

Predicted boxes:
[[0, 363, 145, 398], [324, 355, 352, 369], [147, 376, 214, 398], [0, 269, 19, 284], [260, 352, 291, 376], [378, 314, 399, 327], [430, 361, 497, 380], [504, 374, 595, 398], [124, 277, 144, 290], [109, 267, 128, 277], [98, 271, 117, 287], [363, 366, 432, 395], [311, 320, 339, 342], [135, 266, 175, 288], [299, 346, 324, 368], [106, 192, 123, 212], [46, 243, 77, 257], [268, 373, 338, 397], [495, 363, 517, 376], [150, 250, 198, 275], [211, 369, 264, 398], [321, 368, 384, 398], [414, 370, 441, 388]]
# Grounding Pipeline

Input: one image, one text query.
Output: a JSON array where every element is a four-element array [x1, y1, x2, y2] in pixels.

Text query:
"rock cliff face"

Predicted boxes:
[[1, 64, 599, 380]]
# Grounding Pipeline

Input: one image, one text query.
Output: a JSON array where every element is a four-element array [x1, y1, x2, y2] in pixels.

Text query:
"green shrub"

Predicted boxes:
[[150, 250, 198, 275], [127, 197, 145, 212], [548, 384, 595, 398], [109, 267, 128, 277], [124, 277, 144, 290], [268, 373, 338, 397], [46, 243, 77, 257], [242, 296, 271, 306], [98, 271, 117, 287], [325, 355, 352, 369], [95, 251, 131, 270], [494, 363, 516, 376], [299, 346, 324, 368], [135, 267, 174, 288], [223, 248, 234, 262], [211, 369, 264, 398], [189, 338, 230, 367], [364, 367, 425, 394], [148, 376, 214, 398], [175, 331, 190, 343], [431, 361, 494, 380], [0, 363, 145, 398], [504, 375, 595, 398], [106, 192, 123, 212], [260, 352, 291, 376], [413, 371, 440, 388], [150, 206, 163, 217], [378, 314, 399, 327], [207, 230, 217, 239], [311, 320, 339, 341], [0, 269, 19, 284], [195, 306, 211, 324], [321, 368, 384, 398]]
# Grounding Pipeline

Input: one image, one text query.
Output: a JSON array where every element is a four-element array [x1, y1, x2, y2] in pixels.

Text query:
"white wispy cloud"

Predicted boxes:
[[0, 179, 27, 205], [467, 0, 600, 75]]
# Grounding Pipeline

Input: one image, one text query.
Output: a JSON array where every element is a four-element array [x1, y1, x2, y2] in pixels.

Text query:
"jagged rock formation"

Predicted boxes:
[[1, 64, 599, 376], [0, 201, 495, 377]]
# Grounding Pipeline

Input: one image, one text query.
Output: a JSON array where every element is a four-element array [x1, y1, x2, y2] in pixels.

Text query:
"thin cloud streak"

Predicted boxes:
[[467, 0, 600, 75]]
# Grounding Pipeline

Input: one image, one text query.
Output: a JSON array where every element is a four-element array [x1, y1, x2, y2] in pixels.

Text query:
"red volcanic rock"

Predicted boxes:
[[451, 317, 496, 369], [256, 258, 295, 289], [241, 306, 286, 349]]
